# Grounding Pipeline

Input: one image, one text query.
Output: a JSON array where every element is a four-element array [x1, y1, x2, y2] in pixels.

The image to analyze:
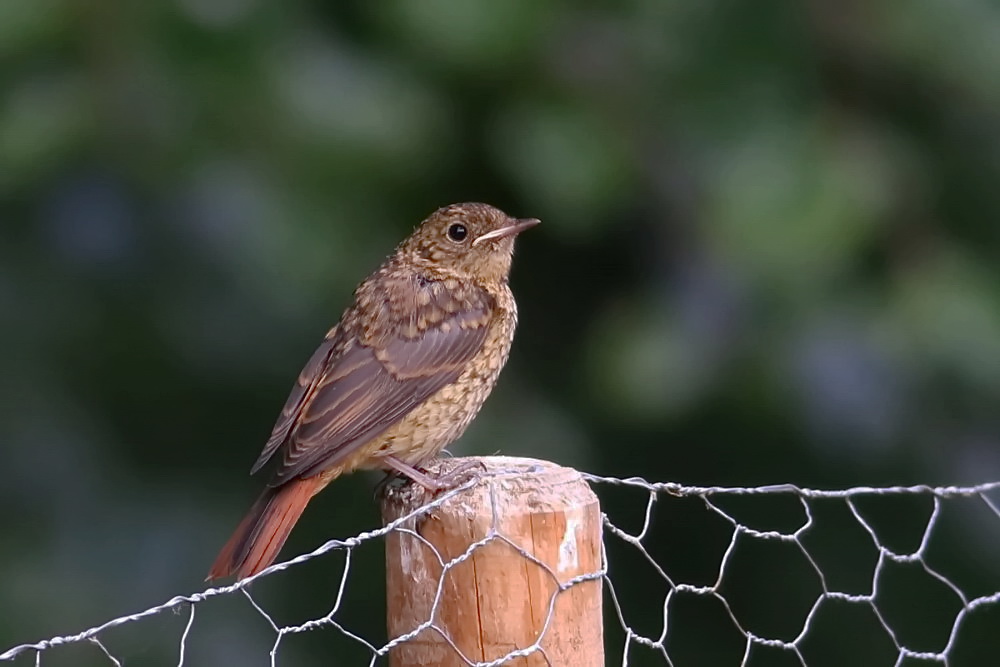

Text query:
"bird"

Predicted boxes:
[[206, 202, 539, 580]]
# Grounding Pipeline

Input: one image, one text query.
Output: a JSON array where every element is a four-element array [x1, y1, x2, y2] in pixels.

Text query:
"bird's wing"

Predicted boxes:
[[250, 334, 338, 475], [253, 275, 495, 486]]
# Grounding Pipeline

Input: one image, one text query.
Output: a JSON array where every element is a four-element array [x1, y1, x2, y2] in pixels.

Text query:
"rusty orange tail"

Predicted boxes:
[[207, 476, 323, 581]]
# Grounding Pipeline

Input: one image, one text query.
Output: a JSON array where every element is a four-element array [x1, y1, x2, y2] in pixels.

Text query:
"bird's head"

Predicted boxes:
[[401, 203, 540, 284]]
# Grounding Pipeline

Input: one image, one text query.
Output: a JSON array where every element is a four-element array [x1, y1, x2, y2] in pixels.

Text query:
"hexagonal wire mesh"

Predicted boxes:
[[1, 473, 997, 666]]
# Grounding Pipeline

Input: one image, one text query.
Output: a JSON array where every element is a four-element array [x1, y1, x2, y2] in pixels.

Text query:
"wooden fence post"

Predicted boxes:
[[382, 455, 604, 666]]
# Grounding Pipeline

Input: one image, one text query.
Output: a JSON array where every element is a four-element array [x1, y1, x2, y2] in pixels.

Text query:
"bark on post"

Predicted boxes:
[[382, 456, 604, 666]]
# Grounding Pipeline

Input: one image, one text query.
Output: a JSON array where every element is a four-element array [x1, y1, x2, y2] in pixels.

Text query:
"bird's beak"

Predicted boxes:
[[472, 218, 541, 246]]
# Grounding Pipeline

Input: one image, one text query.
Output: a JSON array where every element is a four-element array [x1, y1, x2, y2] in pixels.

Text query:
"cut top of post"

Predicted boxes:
[[381, 455, 604, 666]]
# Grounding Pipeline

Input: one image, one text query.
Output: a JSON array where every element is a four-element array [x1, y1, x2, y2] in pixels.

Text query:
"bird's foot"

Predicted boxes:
[[382, 455, 484, 495], [433, 459, 486, 488]]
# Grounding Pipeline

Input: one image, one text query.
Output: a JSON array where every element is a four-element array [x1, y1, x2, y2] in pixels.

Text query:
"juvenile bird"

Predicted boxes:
[[207, 203, 538, 580]]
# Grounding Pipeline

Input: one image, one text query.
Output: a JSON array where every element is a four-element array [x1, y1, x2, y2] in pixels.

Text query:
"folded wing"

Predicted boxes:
[[250, 274, 495, 486]]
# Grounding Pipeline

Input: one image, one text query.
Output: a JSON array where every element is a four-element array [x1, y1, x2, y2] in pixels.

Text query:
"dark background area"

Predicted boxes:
[[2, 0, 1000, 665]]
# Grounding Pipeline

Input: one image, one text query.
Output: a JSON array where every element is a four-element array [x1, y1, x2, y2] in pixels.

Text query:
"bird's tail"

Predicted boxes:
[[206, 476, 323, 581]]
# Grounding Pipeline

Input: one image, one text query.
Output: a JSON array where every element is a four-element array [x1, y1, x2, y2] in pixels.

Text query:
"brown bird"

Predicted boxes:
[[207, 202, 538, 580]]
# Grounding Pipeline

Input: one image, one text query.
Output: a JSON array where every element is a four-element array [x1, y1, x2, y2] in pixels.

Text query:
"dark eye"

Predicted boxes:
[[447, 223, 468, 242]]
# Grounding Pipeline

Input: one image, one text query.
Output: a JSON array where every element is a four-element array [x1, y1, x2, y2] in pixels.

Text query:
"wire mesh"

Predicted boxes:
[[2, 473, 998, 666]]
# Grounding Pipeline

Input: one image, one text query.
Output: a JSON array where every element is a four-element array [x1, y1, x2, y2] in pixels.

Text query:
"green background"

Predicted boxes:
[[2, 0, 999, 664]]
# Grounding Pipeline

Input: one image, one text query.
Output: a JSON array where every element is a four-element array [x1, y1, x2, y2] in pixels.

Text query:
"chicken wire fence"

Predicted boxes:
[[2, 473, 999, 666]]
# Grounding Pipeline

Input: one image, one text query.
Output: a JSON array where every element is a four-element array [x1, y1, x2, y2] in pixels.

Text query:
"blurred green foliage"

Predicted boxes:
[[2, 0, 1000, 664]]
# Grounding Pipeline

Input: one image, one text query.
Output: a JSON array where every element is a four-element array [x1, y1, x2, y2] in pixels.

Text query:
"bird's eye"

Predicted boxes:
[[447, 223, 468, 243]]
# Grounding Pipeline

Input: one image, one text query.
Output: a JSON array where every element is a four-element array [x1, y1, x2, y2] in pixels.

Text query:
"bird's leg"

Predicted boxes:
[[383, 455, 448, 492], [383, 455, 485, 493]]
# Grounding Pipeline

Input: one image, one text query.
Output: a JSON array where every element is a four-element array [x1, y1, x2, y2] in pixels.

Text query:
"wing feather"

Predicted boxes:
[[252, 274, 495, 486], [250, 336, 337, 475]]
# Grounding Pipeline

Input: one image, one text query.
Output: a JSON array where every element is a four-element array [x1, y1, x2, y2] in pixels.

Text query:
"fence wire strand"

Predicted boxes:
[[2, 475, 998, 666]]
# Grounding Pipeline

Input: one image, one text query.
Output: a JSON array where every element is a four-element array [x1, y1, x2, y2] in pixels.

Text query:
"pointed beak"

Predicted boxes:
[[471, 218, 541, 247]]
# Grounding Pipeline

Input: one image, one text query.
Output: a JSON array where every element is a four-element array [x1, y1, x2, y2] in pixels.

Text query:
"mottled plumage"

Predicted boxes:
[[207, 203, 537, 580]]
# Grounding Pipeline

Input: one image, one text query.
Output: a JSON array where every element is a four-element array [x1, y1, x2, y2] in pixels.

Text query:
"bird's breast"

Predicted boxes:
[[366, 293, 518, 466]]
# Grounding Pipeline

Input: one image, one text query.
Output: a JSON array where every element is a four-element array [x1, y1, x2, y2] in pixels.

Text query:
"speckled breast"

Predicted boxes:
[[369, 290, 518, 466]]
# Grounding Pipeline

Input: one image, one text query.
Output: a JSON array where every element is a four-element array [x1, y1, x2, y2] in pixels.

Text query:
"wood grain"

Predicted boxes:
[[382, 456, 604, 666]]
